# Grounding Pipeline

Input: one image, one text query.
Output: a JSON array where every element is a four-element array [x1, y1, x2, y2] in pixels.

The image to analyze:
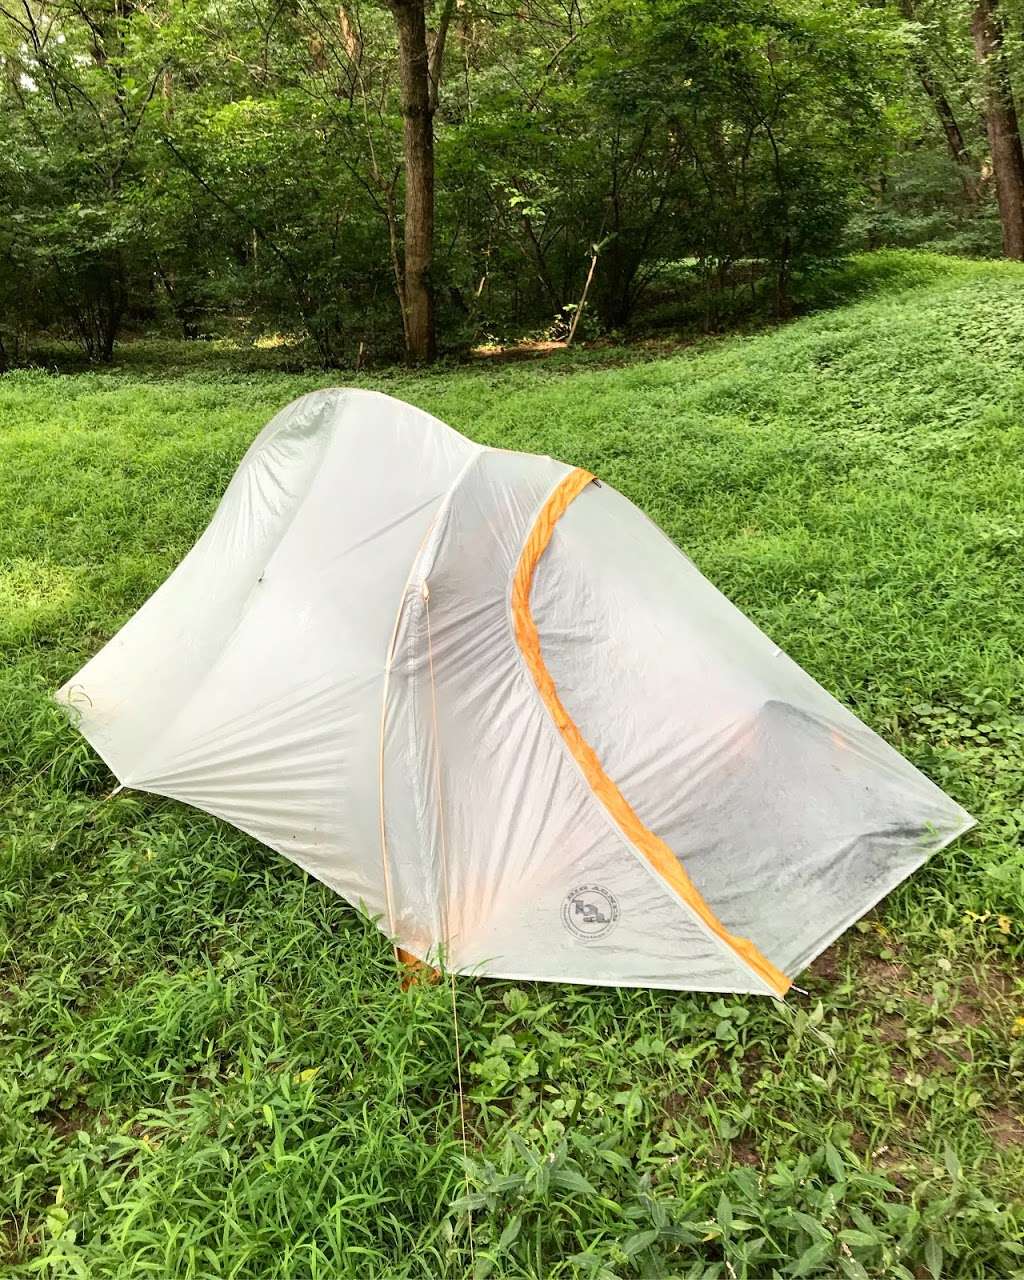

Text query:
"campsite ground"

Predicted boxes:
[[1, 251, 1022, 1277]]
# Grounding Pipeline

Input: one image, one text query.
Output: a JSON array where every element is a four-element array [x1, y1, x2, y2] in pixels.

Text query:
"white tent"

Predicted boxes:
[[58, 389, 974, 997]]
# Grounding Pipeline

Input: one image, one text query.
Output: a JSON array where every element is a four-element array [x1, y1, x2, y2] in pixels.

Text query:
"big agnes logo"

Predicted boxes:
[[560, 884, 620, 941]]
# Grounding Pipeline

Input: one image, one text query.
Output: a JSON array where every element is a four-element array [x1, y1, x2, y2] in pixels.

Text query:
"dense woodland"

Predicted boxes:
[[1, 0, 1023, 367]]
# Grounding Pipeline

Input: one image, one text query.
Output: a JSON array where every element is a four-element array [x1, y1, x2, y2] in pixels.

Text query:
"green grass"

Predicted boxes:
[[1, 250, 1022, 1279]]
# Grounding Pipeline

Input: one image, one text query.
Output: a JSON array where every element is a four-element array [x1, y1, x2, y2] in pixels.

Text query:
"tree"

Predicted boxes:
[[972, 0, 1024, 257], [448, 0, 900, 330], [387, 0, 449, 362], [0, 0, 976, 362], [0, 0, 165, 359], [899, 0, 977, 198]]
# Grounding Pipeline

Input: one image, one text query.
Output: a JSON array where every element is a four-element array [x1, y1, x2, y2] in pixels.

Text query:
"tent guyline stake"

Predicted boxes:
[[423, 579, 475, 1267]]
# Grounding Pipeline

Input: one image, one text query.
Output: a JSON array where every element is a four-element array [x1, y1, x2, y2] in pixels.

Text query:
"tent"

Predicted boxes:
[[58, 389, 974, 998]]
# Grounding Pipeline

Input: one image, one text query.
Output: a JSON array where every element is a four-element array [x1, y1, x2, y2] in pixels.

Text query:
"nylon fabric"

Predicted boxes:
[[532, 480, 975, 977], [511, 469, 791, 997], [383, 451, 780, 993], [56, 387, 975, 994], [59, 389, 480, 923]]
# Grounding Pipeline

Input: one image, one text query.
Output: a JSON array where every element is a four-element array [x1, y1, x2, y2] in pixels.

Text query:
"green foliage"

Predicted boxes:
[[2, 0, 993, 364], [848, 149, 1002, 259], [0, 0, 171, 361], [1, 252, 1022, 1275], [440, 0, 904, 335]]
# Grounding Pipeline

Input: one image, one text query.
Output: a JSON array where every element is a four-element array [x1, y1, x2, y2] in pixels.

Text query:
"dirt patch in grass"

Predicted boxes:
[[985, 1107, 1024, 1149], [876, 1013, 906, 1044], [43, 1101, 98, 1140], [470, 340, 568, 362], [960, 967, 1017, 1011], [808, 943, 845, 985], [924, 1041, 973, 1070], [868, 1145, 916, 1190], [943, 965, 1021, 1039], [729, 1137, 762, 1167], [950, 1001, 985, 1028], [862, 955, 909, 988]]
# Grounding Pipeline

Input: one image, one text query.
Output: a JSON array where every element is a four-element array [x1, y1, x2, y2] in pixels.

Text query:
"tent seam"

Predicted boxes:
[[507, 468, 791, 999], [498, 468, 751, 975], [375, 447, 490, 965]]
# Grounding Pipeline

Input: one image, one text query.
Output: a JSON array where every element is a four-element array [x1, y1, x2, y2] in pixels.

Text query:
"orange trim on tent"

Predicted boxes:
[[395, 946, 441, 990], [511, 467, 791, 999]]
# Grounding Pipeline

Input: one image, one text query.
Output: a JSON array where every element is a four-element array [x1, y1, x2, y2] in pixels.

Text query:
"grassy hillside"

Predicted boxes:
[[1, 252, 1022, 1278]]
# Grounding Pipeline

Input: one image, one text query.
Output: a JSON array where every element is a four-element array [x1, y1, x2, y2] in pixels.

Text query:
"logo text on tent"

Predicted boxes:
[[561, 884, 620, 942]]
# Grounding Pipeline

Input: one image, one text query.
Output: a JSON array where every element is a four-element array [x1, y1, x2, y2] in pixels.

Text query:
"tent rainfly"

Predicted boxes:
[[58, 389, 975, 997]]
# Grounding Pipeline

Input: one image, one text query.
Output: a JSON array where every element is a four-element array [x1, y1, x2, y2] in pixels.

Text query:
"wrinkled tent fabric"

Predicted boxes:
[[58, 388, 975, 997]]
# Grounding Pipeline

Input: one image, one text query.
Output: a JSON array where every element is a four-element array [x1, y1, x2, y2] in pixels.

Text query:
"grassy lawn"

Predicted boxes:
[[2, 251, 1022, 1278]]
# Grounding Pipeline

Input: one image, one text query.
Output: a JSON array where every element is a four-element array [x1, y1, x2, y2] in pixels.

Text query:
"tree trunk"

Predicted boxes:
[[972, 0, 1024, 258], [916, 65, 977, 197], [388, 0, 436, 362], [900, 0, 976, 196]]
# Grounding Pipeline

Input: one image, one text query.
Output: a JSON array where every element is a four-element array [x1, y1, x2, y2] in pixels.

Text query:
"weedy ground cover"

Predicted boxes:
[[1, 252, 1022, 1277]]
